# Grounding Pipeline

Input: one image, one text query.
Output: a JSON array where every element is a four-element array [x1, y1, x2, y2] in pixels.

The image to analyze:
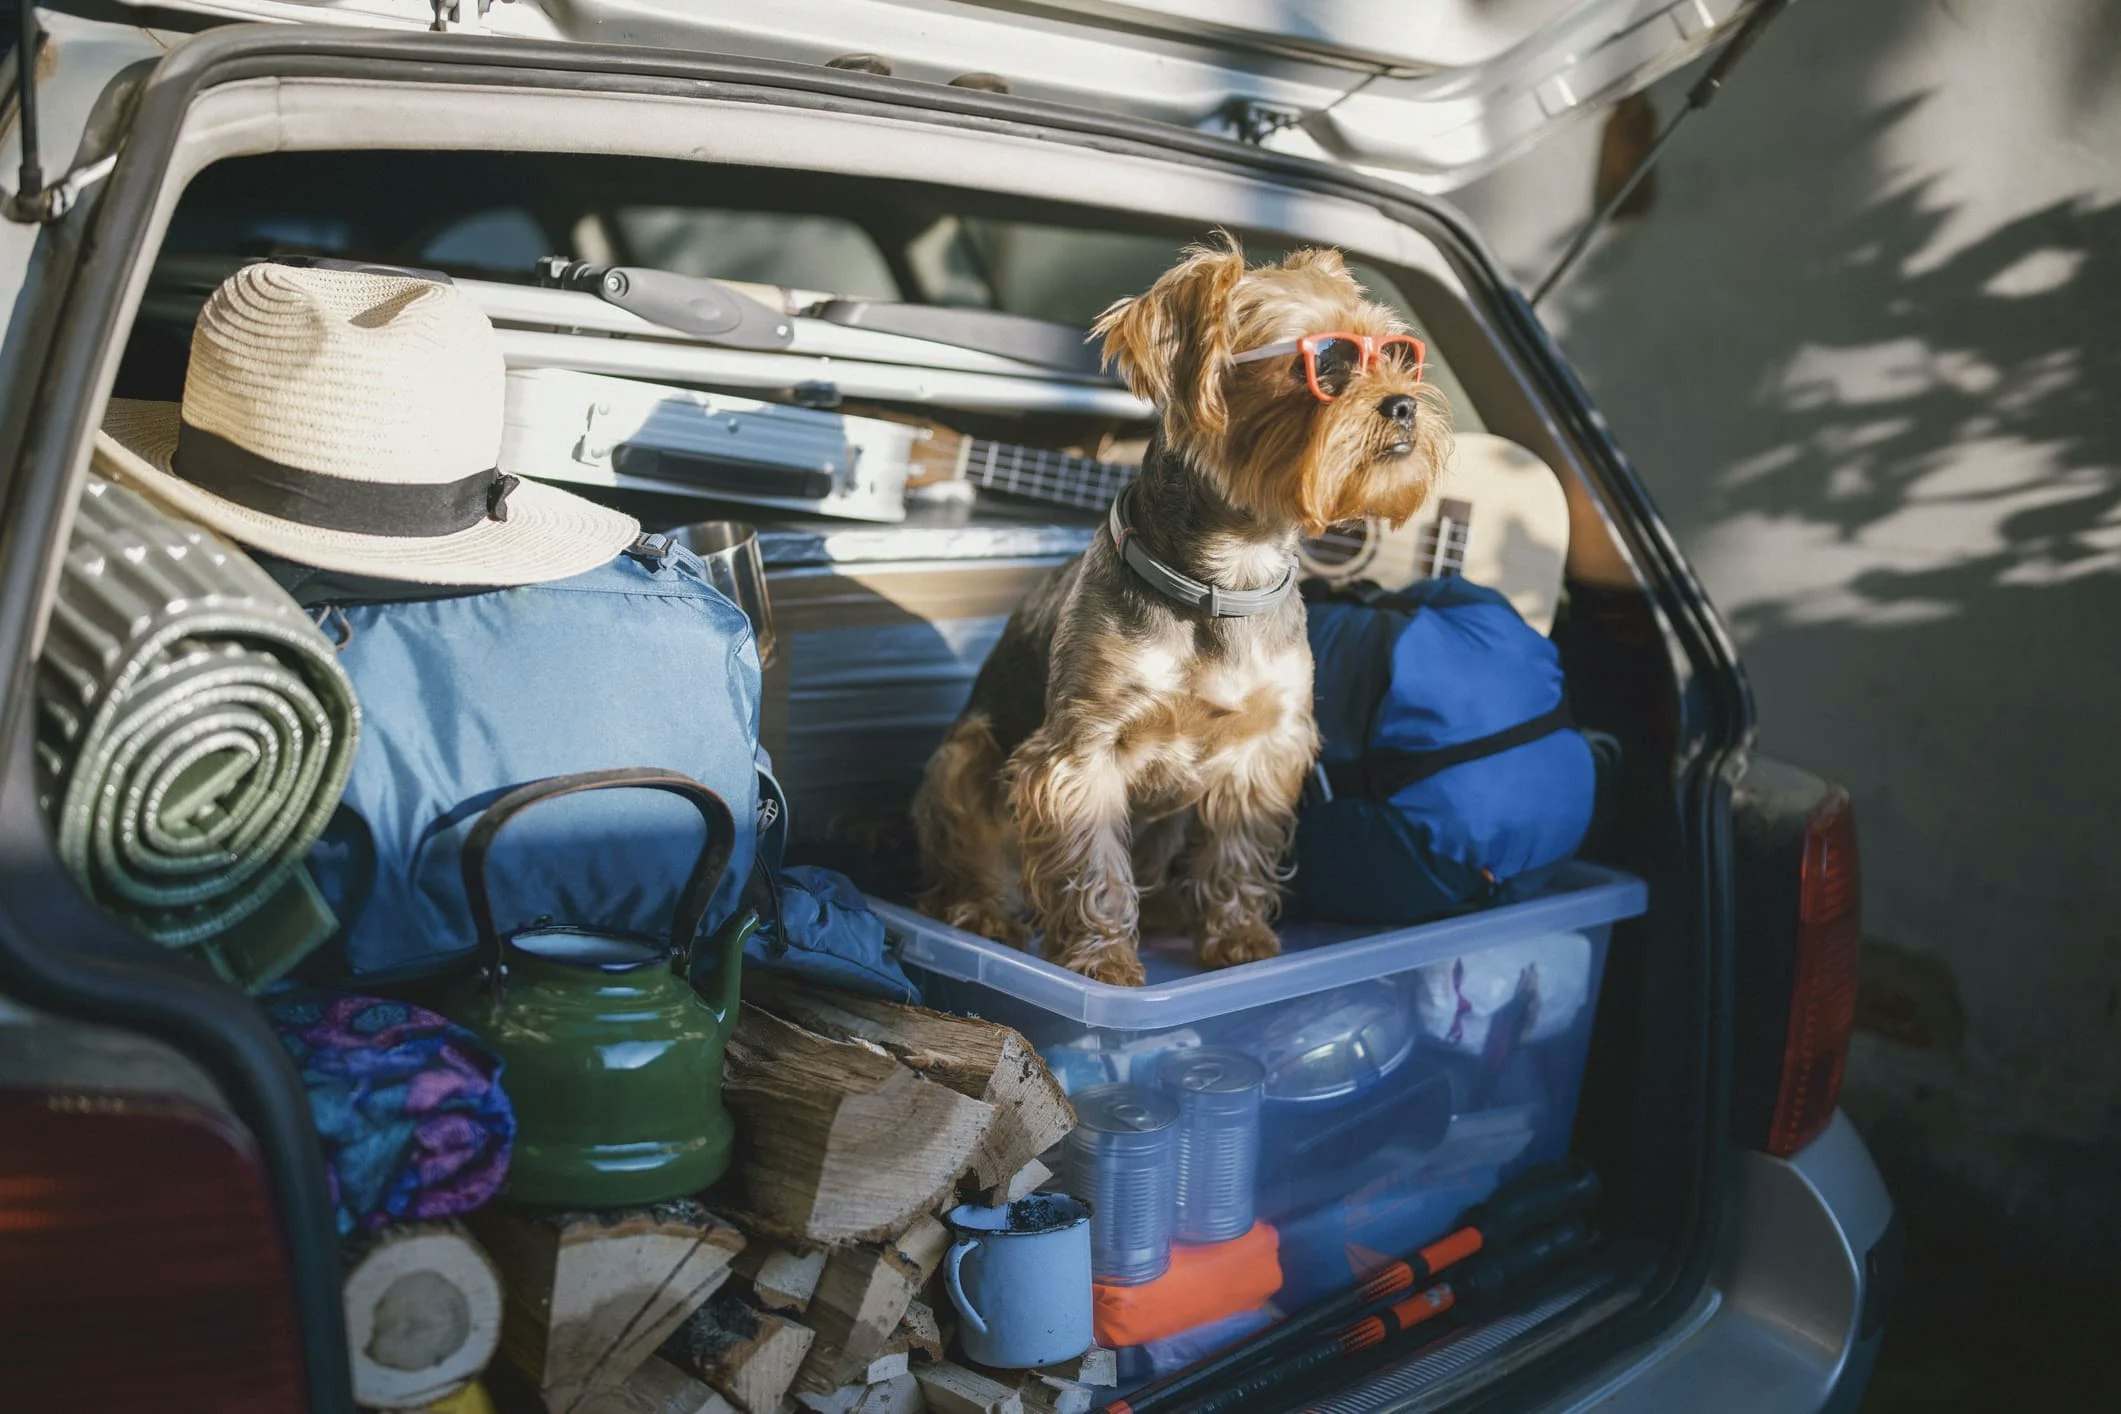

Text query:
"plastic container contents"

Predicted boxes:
[[1158, 1049, 1264, 1243], [1063, 1084, 1180, 1285], [876, 862, 1647, 1318]]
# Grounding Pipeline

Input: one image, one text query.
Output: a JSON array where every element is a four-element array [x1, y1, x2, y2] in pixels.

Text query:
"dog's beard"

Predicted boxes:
[[1214, 378, 1453, 535]]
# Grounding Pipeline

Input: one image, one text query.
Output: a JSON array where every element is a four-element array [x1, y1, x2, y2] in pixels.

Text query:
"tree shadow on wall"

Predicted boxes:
[[1551, 93, 2120, 635], [1530, 19, 2121, 1390]]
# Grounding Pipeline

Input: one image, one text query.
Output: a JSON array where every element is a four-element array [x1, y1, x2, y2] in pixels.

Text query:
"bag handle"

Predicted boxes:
[[461, 767, 737, 978]]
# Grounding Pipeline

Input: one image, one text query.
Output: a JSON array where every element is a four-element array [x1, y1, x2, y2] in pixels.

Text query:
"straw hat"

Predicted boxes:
[[97, 261, 638, 587]]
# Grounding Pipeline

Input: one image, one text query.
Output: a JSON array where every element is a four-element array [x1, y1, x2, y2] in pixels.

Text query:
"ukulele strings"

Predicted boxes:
[[1305, 518, 1470, 581], [912, 438, 1141, 510]]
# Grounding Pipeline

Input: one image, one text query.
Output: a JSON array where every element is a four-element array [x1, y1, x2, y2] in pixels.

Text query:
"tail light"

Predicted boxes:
[[1763, 794, 1861, 1157], [0, 1086, 308, 1412]]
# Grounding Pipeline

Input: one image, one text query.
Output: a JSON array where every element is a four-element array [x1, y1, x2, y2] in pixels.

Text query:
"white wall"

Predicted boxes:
[[1450, 0, 2121, 1261]]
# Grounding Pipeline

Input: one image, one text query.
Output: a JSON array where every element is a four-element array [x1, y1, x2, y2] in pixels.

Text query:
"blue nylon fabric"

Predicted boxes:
[[295, 546, 764, 979], [1295, 578, 1594, 924], [750, 864, 920, 1002]]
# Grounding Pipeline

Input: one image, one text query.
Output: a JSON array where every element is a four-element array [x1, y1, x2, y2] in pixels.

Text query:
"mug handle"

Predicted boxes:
[[460, 768, 738, 986], [943, 1237, 989, 1337]]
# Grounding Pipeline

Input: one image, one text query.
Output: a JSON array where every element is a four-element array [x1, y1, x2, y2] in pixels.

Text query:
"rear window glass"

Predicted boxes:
[[908, 218, 1479, 428], [148, 151, 1479, 426], [611, 209, 901, 301]]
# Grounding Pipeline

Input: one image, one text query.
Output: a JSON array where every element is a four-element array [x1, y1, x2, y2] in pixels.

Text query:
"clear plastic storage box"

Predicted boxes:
[[874, 863, 1646, 1339]]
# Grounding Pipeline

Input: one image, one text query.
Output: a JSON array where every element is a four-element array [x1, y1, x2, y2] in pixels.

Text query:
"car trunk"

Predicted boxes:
[[0, 21, 1750, 1412]]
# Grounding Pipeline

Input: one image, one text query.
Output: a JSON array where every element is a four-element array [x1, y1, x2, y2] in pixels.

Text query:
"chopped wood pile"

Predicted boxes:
[[395, 986, 1090, 1414]]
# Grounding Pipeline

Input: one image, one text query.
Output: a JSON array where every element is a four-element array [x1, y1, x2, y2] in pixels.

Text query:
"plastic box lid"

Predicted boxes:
[[877, 861, 1647, 1030]]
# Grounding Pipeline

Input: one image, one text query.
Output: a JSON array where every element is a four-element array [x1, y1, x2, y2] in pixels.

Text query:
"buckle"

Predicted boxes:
[[624, 533, 674, 567]]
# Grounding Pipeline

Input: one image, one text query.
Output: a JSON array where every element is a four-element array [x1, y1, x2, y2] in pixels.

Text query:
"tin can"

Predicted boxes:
[[1159, 1049, 1265, 1242], [1063, 1083, 1179, 1285]]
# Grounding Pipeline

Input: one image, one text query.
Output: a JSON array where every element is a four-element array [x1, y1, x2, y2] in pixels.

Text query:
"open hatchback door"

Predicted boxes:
[[98, 0, 1761, 190]]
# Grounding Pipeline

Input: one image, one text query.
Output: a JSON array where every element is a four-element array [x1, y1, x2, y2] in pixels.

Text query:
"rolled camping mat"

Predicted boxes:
[[34, 473, 360, 988]]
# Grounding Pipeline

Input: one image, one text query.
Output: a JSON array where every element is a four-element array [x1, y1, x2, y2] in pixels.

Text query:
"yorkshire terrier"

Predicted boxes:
[[913, 237, 1451, 985]]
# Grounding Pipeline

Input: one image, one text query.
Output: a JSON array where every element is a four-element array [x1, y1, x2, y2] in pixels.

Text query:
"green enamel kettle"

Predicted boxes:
[[447, 767, 752, 1209]]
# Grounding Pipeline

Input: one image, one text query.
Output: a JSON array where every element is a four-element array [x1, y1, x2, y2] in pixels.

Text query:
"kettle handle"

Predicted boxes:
[[461, 768, 738, 978]]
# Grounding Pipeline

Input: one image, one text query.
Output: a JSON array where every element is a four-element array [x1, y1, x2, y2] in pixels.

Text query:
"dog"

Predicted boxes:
[[913, 237, 1452, 985]]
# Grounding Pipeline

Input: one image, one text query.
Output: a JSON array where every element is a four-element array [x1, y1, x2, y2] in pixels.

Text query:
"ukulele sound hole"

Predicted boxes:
[[1300, 518, 1379, 576]]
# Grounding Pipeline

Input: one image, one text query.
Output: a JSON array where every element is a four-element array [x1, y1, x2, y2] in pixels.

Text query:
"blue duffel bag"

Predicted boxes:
[[1294, 577, 1596, 924], [263, 537, 770, 982]]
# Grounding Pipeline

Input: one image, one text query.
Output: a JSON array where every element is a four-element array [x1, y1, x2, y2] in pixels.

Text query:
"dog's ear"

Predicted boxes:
[[1281, 246, 1349, 279], [1092, 235, 1247, 439]]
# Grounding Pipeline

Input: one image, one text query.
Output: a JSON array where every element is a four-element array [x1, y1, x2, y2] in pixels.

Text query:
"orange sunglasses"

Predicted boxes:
[[1231, 332, 1428, 402]]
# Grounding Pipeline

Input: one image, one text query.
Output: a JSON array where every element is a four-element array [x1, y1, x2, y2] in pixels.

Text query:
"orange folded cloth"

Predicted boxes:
[[1093, 1221, 1283, 1348]]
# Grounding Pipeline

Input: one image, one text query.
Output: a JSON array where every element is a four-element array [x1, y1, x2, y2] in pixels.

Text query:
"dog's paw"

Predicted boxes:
[[1197, 921, 1280, 970], [1056, 940, 1148, 988], [942, 902, 1030, 950]]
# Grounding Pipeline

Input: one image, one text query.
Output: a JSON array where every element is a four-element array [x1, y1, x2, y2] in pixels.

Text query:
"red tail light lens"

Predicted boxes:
[[1765, 794, 1861, 1157], [0, 1087, 307, 1412]]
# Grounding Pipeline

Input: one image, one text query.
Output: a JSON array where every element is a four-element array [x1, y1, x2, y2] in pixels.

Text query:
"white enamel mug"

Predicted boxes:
[[942, 1193, 1095, 1369]]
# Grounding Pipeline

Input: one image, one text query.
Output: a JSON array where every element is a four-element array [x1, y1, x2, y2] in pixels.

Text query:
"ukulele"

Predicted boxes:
[[1294, 434, 1571, 634]]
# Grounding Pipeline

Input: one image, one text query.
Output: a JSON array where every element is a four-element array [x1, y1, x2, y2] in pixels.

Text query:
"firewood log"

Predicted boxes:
[[998, 1159, 1051, 1202], [575, 1357, 738, 1414], [914, 1363, 1023, 1414], [734, 1243, 829, 1314], [865, 1372, 929, 1414], [1032, 1350, 1114, 1388], [885, 1302, 945, 1365], [723, 1008, 993, 1243], [884, 1216, 951, 1287], [801, 1373, 931, 1414], [1017, 1382, 1091, 1414], [745, 983, 1073, 1192], [343, 1222, 504, 1410], [796, 1383, 872, 1414], [472, 1201, 745, 1413], [661, 1290, 817, 1414], [795, 1245, 922, 1393]]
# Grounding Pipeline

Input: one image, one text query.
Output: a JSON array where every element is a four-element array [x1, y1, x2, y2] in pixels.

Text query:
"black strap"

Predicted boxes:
[[263, 254, 456, 285], [1326, 702, 1575, 799], [172, 422, 519, 537], [742, 854, 787, 955]]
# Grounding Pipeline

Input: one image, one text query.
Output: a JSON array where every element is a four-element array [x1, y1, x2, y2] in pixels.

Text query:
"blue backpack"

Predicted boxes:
[[1294, 578, 1595, 924], [265, 539, 769, 982], [262, 538, 919, 1000]]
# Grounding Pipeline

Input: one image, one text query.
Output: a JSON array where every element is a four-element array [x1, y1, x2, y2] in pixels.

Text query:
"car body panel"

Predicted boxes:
[[1554, 1114, 1892, 1411], [83, 0, 1763, 190]]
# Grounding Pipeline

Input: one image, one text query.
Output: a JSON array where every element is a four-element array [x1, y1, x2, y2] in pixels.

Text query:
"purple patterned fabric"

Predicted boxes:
[[265, 993, 514, 1236]]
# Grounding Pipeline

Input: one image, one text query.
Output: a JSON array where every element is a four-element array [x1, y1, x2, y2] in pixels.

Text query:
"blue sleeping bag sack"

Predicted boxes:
[[1295, 578, 1595, 924]]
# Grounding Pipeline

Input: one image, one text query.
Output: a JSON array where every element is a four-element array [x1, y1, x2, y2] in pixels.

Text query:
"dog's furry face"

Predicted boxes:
[[1092, 239, 1452, 535]]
